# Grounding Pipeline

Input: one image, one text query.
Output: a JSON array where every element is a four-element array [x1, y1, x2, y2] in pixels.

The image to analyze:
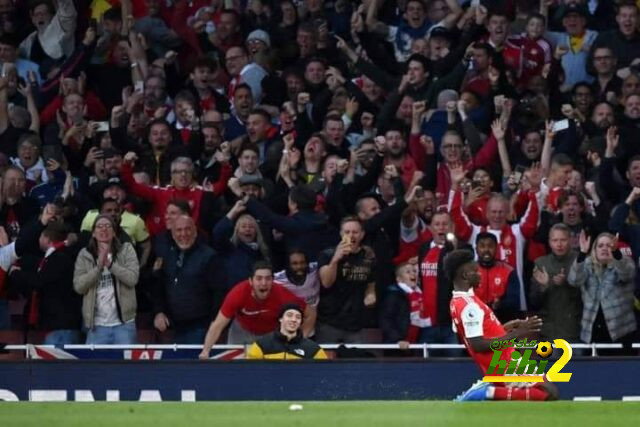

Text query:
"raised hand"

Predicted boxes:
[[337, 159, 349, 175], [544, 120, 555, 142], [449, 163, 466, 187], [384, 164, 399, 179], [606, 126, 619, 156], [625, 186, 640, 206], [579, 229, 591, 254], [491, 118, 506, 141], [124, 151, 138, 165], [345, 97, 359, 118], [419, 135, 434, 154]]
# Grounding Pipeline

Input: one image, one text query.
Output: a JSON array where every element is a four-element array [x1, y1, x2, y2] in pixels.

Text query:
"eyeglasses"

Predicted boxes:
[[172, 169, 193, 175], [95, 223, 113, 230]]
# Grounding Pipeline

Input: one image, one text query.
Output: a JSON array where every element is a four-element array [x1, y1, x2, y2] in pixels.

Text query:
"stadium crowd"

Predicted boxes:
[[0, 0, 638, 356]]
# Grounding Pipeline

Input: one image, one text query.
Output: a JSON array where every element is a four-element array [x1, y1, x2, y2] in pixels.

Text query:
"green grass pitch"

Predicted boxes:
[[1, 401, 639, 426]]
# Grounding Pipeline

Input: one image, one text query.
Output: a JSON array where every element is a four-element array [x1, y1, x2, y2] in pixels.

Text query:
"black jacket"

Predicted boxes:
[[153, 239, 217, 328], [10, 247, 82, 331], [380, 283, 410, 343], [246, 199, 338, 262]]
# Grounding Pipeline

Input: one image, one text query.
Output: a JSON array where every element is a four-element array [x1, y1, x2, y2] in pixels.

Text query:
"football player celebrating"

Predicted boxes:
[[445, 249, 558, 401]]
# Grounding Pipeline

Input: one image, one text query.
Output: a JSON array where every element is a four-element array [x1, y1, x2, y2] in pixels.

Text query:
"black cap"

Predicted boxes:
[[104, 177, 126, 190], [560, 4, 589, 19], [238, 175, 264, 187], [429, 26, 452, 41], [102, 147, 122, 159], [278, 303, 304, 320]]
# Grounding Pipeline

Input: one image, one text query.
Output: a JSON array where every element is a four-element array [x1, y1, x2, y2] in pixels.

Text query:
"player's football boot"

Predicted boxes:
[[454, 381, 489, 402]]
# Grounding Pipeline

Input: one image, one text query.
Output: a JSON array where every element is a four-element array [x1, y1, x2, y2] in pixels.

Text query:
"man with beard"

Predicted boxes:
[[199, 260, 309, 355], [142, 75, 169, 120], [474, 232, 520, 321], [383, 127, 417, 188], [317, 216, 376, 343], [195, 117, 226, 183], [398, 188, 437, 256], [273, 249, 320, 335], [614, 94, 640, 173], [583, 102, 615, 138], [225, 83, 253, 141]]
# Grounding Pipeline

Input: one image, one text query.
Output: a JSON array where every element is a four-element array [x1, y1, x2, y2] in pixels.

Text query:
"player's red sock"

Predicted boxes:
[[489, 386, 549, 401]]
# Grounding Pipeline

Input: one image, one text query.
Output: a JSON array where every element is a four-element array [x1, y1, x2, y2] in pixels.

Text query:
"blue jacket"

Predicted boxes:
[[212, 216, 265, 290]]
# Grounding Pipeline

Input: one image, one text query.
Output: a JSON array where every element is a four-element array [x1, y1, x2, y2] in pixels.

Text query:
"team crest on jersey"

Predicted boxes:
[[503, 234, 512, 246], [494, 278, 501, 285]]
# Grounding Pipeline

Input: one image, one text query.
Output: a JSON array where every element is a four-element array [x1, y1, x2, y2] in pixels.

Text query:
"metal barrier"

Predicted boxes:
[[4, 342, 640, 359]]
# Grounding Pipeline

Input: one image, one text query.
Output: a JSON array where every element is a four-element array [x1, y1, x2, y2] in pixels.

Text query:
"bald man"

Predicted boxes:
[[152, 216, 218, 344]]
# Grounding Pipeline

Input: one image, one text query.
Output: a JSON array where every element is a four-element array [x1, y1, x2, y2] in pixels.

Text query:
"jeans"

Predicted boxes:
[[43, 330, 82, 347], [0, 299, 9, 329], [86, 322, 136, 344], [174, 326, 206, 344], [418, 325, 463, 357], [227, 321, 266, 345]]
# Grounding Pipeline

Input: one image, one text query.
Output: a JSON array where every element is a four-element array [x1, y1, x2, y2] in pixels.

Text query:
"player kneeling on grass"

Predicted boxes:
[[445, 249, 558, 401], [246, 303, 328, 360]]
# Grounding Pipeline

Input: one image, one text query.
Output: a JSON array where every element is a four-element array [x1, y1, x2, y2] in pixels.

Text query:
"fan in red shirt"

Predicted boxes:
[[445, 249, 558, 401], [199, 261, 309, 359]]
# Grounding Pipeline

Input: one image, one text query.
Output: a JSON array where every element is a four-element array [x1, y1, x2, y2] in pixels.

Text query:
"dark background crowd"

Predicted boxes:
[[0, 0, 638, 356]]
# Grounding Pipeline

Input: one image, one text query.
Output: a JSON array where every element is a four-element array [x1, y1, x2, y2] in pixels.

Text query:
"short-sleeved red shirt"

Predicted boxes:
[[220, 280, 306, 335]]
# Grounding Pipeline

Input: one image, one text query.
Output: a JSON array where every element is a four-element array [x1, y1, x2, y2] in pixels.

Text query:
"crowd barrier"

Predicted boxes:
[[2, 342, 640, 359], [1, 343, 639, 401]]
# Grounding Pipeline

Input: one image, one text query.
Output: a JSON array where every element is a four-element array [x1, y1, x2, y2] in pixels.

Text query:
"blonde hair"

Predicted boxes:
[[590, 232, 616, 277], [231, 214, 270, 259]]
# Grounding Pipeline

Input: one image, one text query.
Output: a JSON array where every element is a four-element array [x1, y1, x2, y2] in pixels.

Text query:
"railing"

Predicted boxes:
[[3, 343, 640, 359]]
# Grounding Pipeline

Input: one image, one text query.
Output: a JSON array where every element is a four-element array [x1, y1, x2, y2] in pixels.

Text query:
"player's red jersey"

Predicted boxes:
[[450, 289, 513, 374]]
